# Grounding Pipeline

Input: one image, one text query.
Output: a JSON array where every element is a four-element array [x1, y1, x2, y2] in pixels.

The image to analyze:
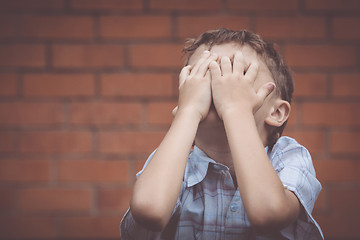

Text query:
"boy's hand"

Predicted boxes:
[[209, 51, 275, 119], [176, 51, 218, 121]]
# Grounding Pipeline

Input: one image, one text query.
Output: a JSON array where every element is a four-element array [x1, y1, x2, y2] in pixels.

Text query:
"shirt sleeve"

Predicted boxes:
[[270, 137, 324, 240], [120, 149, 182, 240]]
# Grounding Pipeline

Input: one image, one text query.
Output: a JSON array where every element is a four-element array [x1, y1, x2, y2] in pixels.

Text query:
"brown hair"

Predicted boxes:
[[182, 28, 294, 151]]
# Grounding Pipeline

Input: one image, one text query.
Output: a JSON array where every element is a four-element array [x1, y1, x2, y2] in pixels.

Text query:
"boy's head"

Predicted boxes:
[[183, 28, 294, 150]]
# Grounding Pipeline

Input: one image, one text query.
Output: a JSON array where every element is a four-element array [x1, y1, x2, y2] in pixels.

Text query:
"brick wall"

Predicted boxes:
[[0, 0, 359, 239]]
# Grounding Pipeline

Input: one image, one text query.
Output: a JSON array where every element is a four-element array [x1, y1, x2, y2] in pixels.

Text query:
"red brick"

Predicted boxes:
[[178, 16, 250, 38], [19, 131, 92, 154], [71, 0, 143, 10], [305, 0, 360, 11], [98, 131, 165, 154], [284, 45, 358, 68], [302, 102, 360, 127], [20, 15, 93, 39], [332, 73, 360, 97], [314, 159, 360, 182], [58, 160, 129, 183], [292, 73, 327, 98], [61, 216, 120, 238], [18, 188, 92, 211], [98, 188, 131, 212], [0, 103, 63, 126], [333, 17, 360, 40], [0, 187, 16, 211], [286, 102, 297, 127], [70, 102, 142, 126], [0, 73, 17, 97], [226, 0, 298, 11], [0, 216, 57, 239], [147, 101, 176, 125], [53, 44, 124, 68], [130, 44, 183, 68], [149, 0, 221, 10], [0, 131, 16, 152], [313, 213, 359, 239], [1, 0, 63, 10], [0, 14, 17, 38], [101, 73, 173, 97], [313, 189, 325, 212], [136, 159, 147, 173], [330, 131, 360, 154], [255, 16, 326, 40], [283, 130, 324, 155], [329, 188, 360, 214], [0, 160, 50, 182], [23, 74, 95, 97], [0, 44, 45, 68], [100, 16, 171, 39]]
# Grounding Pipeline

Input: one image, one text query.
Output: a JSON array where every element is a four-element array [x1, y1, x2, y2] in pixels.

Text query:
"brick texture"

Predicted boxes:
[[52, 44, 124, 68], [100, 16, 171, 39], [20, 15, 93, 39], [1, 1, 359, 239], [19, 131, 93, 154], [101, 73, 173, 97], [23, 74, 95, 97], [71, 0, 143, 11], [0, 44, 45, 68], [18, 188, 92, 211], [255, 16, 326, 40], [0, 73, 17, 96]]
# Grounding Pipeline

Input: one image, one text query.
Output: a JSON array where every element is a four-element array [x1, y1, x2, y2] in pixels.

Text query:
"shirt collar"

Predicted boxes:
[[184, 146, 229, 188]]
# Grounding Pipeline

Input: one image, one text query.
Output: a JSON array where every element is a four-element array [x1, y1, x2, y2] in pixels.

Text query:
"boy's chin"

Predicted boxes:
[[202, 108, 221, 124]]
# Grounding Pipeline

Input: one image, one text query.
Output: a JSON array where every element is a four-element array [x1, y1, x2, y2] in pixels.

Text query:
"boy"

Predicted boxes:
[[121, 29, 323, 239]]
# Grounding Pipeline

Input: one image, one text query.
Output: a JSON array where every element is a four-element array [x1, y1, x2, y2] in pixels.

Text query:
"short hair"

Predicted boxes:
[[182, 28, 294, 150]]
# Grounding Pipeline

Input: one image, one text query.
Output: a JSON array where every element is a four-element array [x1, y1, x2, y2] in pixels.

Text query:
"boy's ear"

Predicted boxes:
[[265, 100, 291, 127]]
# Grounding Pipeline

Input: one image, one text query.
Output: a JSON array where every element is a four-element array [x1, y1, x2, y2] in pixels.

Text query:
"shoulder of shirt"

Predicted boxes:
[[268, 136, 314, 170], [269, 136, 307, 156]]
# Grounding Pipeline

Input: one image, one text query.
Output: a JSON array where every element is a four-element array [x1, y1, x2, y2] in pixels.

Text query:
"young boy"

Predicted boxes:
[[121, 29, 323, 240]]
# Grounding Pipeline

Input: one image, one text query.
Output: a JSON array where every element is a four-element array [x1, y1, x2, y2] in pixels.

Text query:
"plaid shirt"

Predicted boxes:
[[121, 136, 323, 240]]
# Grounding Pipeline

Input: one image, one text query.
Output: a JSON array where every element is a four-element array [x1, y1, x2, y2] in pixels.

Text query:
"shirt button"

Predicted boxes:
[[230, 203, 239, 212]]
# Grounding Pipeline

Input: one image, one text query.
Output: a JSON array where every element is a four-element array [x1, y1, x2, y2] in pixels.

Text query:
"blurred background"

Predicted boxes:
[[0, 0, 359, 239]]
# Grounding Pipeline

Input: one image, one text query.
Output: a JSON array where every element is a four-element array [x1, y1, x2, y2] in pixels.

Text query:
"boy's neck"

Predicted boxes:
[[194, 126, 233, 169]]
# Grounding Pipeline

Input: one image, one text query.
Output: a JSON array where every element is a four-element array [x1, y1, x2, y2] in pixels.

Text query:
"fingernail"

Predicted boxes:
[[268, 83, 275, 91], [203, 50, 210, 55]]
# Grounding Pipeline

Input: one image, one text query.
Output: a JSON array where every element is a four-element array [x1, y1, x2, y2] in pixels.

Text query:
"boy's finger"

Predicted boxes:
[[244, 61, 259, 84], [257, 83, 276, 102], [220, 56, 232, 76], [233, 51, 245, 76], [179, 65, 192, 86], [189, 51, 210, 77], [209, 61, 221, 79], [197, 53, 218, 77]]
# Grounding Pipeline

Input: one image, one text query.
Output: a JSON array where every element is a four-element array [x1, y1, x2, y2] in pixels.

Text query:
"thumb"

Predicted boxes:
[[257, 83, 276, 102], [172, 105, 178, 117]]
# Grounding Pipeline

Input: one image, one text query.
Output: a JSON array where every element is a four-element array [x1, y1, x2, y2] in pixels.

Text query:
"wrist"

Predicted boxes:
[[221, 105, 253, 121], [175, 107, 203, 123]]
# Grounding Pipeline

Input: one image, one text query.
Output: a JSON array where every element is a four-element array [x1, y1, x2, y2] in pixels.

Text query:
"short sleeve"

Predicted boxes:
[[269, 137, 324, 240]]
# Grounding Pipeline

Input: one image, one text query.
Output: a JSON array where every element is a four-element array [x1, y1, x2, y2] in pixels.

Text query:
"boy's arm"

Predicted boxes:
[[130, 51, 217, 231], [210, 53, 300, 233]]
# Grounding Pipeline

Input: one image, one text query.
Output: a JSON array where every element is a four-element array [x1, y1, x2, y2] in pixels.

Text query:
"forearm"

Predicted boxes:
[[222, 109, 298, 230], [130, 109, 201, 230]]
